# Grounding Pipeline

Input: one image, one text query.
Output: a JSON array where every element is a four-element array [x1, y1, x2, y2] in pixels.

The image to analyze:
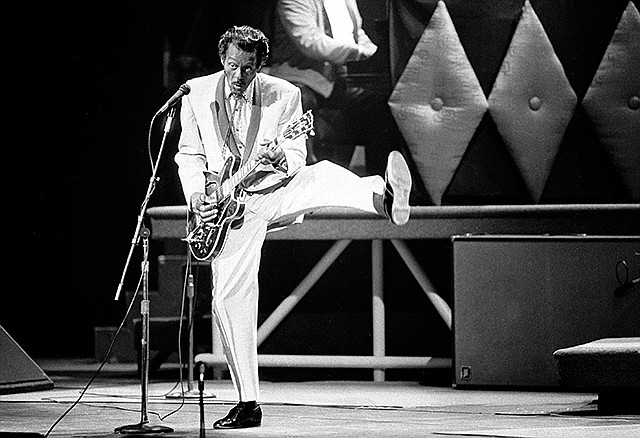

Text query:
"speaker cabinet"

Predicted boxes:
[[0, 325, 53, 394], [452, 235, 640, 388]]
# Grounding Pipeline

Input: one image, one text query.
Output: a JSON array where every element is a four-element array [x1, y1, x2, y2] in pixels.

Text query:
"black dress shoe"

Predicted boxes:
[[382, 151, 412, 225], [213, 401, 262, 429]]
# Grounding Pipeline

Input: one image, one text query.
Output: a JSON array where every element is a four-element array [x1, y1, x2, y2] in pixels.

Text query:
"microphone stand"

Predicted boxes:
[[198, 362, 207, 438], [166, 255, 216, 399], [114, 108, 177, 435]]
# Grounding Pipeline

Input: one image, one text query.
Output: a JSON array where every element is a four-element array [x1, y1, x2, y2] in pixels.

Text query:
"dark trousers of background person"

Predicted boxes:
[[297, 77, 395, 176]]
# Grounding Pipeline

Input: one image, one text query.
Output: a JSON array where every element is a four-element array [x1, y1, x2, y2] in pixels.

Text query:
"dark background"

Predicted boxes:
[[3, 0, 637, 374]]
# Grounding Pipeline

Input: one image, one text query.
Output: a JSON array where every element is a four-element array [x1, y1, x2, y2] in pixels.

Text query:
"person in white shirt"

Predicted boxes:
[[266, 0, 395, 174]]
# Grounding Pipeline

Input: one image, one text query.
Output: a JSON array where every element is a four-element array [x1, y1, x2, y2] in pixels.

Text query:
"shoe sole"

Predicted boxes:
[[213, 421, 261, 429], [386, 151, 411, 225]]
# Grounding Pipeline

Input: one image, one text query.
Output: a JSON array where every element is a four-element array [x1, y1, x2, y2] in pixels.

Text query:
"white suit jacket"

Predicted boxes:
[[175, 71, 308, 205]]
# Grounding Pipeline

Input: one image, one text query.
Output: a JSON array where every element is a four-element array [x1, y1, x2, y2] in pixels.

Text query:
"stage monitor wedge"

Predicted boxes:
[[0, 325, 53, 394]]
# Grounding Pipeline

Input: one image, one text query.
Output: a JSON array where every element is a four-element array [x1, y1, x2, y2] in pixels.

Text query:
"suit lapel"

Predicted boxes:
[[346, 0, 358, 42], [212, 74, 241, 158], [242, 75, 263, 164], [322, 0, 333, 37]]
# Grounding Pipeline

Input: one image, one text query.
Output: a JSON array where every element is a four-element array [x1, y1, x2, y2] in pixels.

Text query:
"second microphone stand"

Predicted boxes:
[[166, 255, 216, 399]]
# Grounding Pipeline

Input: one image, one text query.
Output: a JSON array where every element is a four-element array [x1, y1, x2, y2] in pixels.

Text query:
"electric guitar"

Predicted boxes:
[[185, 110, 314, 261]]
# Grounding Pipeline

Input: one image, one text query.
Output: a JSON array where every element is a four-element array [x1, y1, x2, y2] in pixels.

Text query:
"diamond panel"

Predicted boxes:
[[583, 1, 640, 202], [487, 0, 577, 202], [388, 0, 488, 205]]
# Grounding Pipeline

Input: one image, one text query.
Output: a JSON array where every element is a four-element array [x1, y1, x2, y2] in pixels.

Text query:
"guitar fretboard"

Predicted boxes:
[[212, 111, 312, 202]]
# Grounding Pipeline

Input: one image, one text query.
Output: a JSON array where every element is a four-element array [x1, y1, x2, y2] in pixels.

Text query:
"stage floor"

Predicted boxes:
[[1, 359, 638, 437]]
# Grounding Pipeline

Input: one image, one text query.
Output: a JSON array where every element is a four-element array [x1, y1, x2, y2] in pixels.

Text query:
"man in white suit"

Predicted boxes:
[[175, 25, 411, 429]]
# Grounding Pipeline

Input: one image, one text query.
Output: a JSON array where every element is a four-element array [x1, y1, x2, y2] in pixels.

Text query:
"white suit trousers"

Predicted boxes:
[[210, 161, 385, 401]]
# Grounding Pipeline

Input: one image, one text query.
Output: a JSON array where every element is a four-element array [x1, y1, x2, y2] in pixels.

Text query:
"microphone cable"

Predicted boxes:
[[44, 274, 143, 437]]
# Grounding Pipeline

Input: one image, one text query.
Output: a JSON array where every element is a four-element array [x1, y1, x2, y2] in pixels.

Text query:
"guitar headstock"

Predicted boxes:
[[283, 110, 315, 141]]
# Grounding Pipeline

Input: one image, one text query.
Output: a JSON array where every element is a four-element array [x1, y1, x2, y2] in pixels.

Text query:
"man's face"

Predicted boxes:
[[221, 43, 259, 96]]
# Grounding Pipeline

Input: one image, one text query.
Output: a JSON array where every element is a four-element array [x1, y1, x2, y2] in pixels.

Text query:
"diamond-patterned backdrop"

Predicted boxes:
[[389, 0, 639, 205]]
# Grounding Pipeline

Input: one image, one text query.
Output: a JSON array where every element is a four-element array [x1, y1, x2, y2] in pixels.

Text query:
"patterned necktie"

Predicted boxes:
[[230, 94, 247, 153]]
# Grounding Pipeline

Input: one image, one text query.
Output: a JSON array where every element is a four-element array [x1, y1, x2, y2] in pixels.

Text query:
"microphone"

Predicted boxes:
[[155, 83, 191, 115]]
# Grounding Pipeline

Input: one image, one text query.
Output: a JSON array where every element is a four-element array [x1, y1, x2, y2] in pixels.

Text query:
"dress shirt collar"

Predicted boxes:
[[224, 78, 254, 105]]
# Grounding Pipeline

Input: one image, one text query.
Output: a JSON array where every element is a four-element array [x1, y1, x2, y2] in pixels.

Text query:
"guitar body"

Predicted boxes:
[[185, 110, 315, 261], [187, 156, 246, 261]]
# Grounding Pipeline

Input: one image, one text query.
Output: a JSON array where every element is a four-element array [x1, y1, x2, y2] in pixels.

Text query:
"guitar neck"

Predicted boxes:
[[212, 110, 313, 201], [217, 132, 286, 198]]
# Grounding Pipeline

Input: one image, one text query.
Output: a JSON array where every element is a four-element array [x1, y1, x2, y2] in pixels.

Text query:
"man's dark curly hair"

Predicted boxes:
[[218, 25, 270, 68]]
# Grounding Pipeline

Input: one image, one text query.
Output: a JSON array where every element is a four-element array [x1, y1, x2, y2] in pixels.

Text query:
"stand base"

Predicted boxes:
[[165, 387, 217, 399], [114, 422, 174, 434]]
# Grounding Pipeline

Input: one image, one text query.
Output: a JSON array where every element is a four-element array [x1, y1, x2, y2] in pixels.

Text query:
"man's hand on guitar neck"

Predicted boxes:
[[257, 143, 287, 171], [190, 192, 219, 223]]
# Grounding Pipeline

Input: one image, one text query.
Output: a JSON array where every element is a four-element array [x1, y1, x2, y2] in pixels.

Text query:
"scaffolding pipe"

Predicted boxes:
[[257, 239, 352, 346], [371, 240, 385, 382], [195, 353, 452, 369], [391, 240, 452, 330]]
